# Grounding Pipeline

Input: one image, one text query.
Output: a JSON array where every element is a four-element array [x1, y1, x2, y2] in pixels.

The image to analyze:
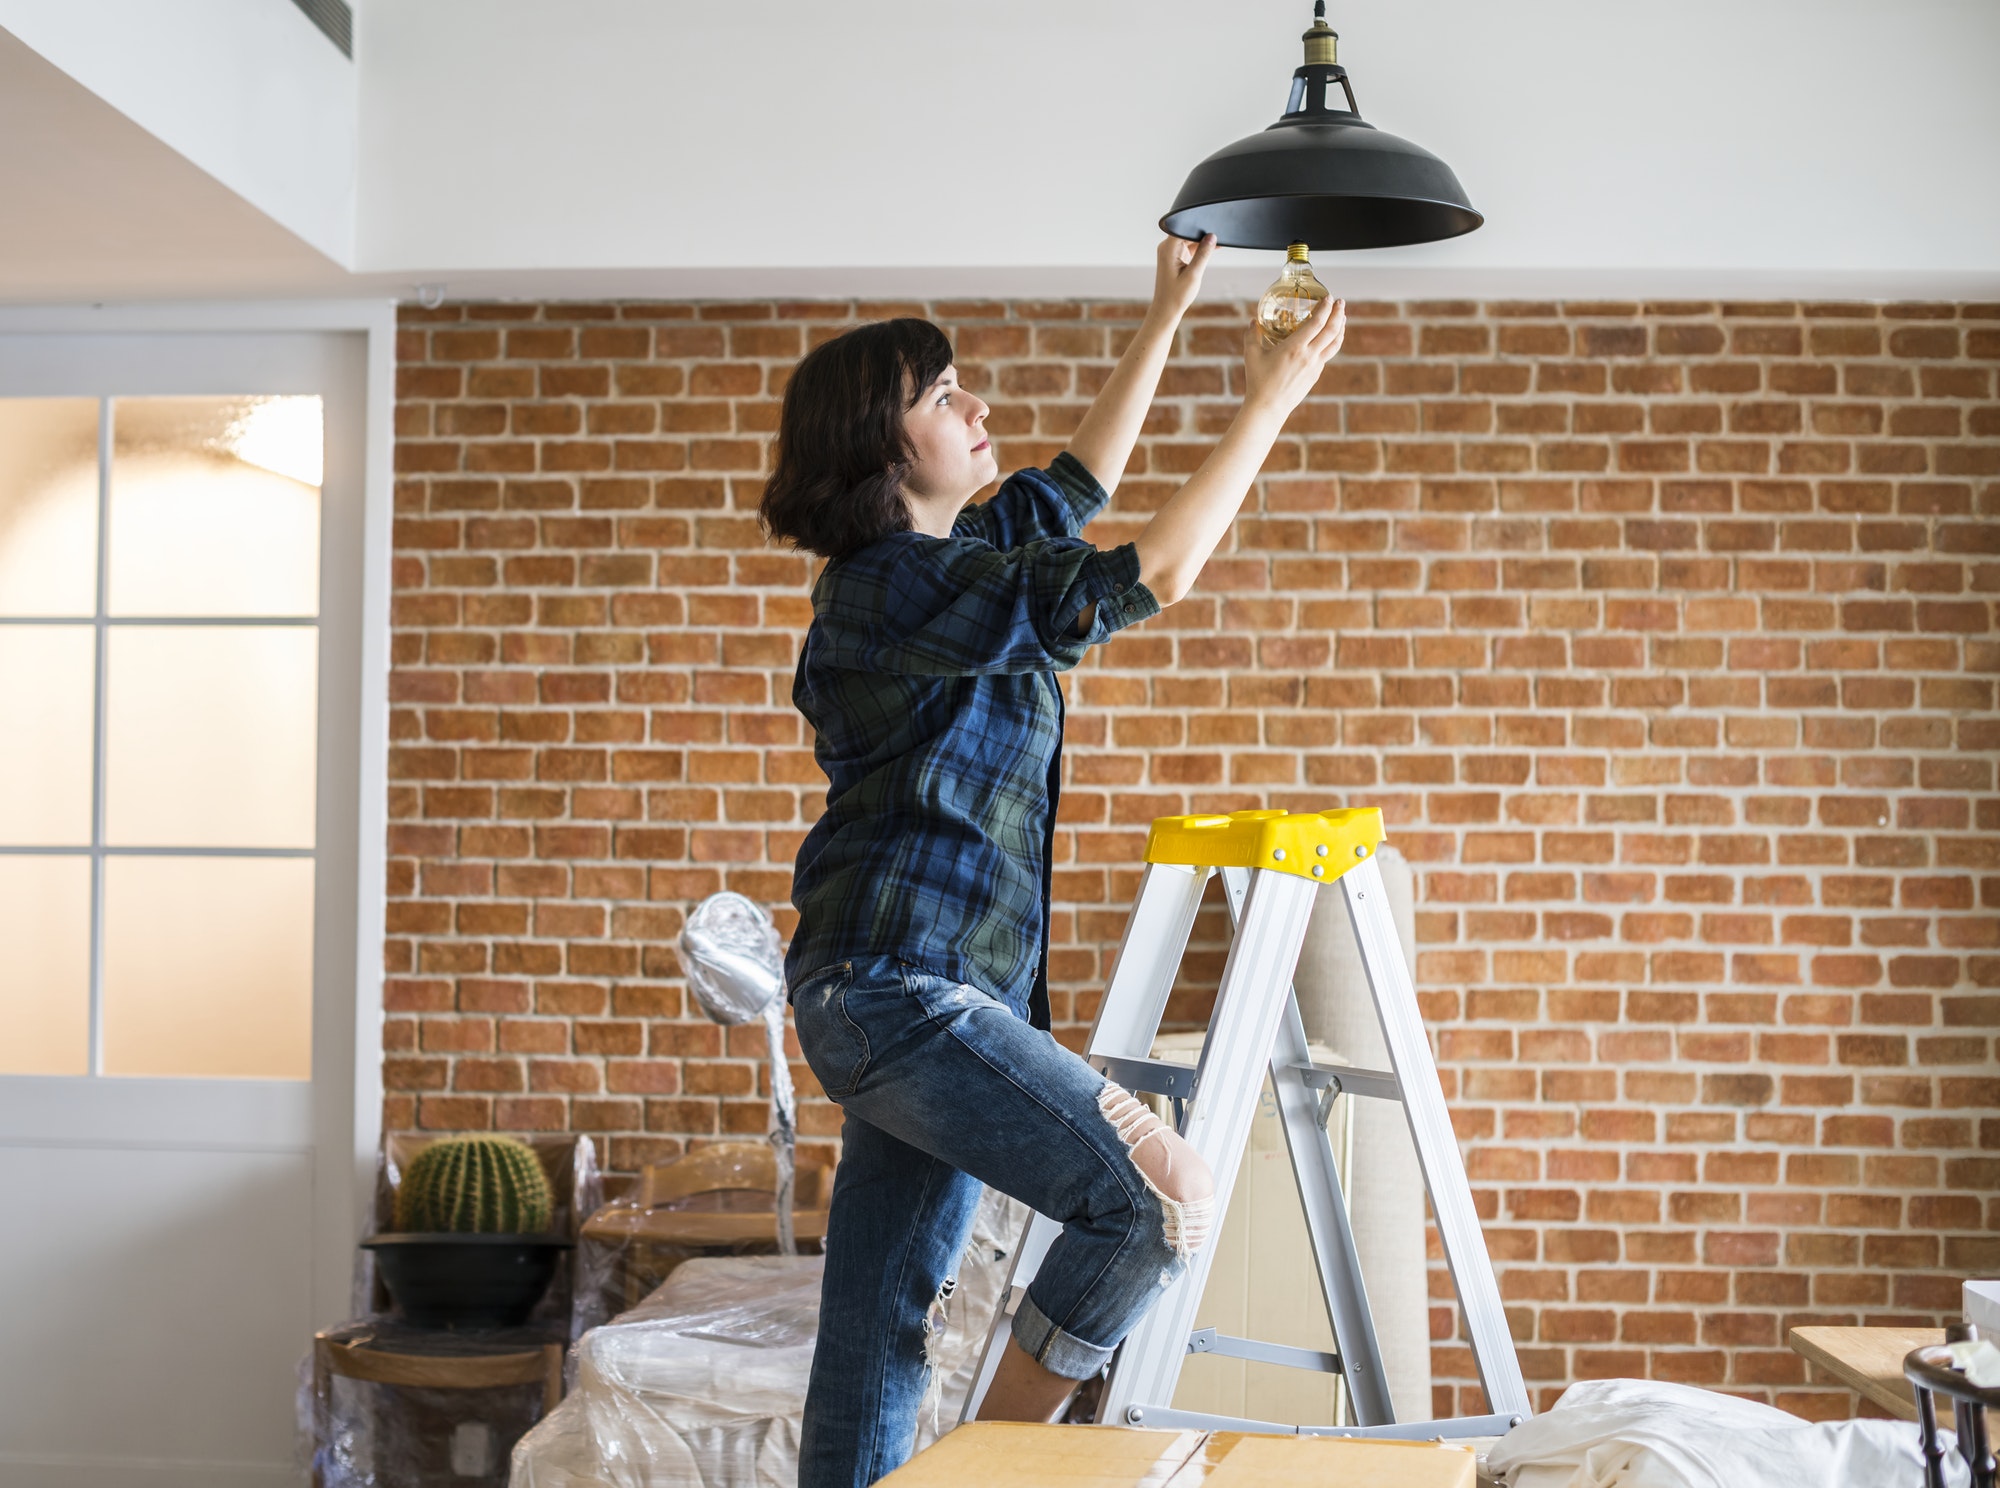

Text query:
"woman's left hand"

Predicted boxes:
[[1067, 232, 1217, 498], [1150, 233, 1216, 321]]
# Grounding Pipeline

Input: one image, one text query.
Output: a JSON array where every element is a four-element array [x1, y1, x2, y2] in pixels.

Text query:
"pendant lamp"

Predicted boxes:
[[1161, 3, 1481, 250]]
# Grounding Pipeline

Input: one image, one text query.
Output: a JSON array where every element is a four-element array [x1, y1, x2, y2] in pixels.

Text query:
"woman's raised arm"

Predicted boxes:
[[1064, 234, 1216, 497], [1132, 294, 1348, 607]]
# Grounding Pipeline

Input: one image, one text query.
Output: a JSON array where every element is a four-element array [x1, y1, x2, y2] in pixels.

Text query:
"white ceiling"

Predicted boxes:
[[3, 0, 1999, 305], [352, 0, 2000, 303], [0, 28, 345, 302]]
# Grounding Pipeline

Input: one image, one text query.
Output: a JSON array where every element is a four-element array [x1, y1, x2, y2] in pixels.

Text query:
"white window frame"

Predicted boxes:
[[0, 298, 396, 1300]]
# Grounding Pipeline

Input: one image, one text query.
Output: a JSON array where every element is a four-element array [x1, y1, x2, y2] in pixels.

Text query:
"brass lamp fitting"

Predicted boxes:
[[1302, 1, 1338, 65]]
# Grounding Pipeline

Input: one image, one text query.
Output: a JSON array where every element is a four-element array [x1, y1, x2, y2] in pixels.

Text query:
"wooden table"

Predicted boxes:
[[1787, 1325, 1948, 1420]]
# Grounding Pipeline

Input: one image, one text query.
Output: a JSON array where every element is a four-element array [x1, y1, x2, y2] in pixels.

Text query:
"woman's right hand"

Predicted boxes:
[[1132, 294, 1348, 608], [1243, 295, 1347, 418]]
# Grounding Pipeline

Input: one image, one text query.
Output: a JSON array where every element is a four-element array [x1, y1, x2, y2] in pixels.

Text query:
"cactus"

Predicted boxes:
[[395, 1135, 553, 1235]]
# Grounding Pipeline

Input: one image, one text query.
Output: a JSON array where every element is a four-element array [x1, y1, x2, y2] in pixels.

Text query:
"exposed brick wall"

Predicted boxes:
[[388, 295, 1999, 1419]]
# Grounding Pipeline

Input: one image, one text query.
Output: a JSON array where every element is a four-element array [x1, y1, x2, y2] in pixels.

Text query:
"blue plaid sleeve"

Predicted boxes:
[[815, 530, 1158, 677], [953, 453, 1110, 547]]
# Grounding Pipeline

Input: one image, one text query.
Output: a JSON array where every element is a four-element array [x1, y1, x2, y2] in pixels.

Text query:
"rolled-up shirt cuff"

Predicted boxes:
[[1046, 451, 1112, 532], [1080, 542, 1160, 640]]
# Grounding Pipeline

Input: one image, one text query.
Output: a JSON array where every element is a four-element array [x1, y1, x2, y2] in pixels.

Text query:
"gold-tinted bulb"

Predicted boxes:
[[1256, 242, 1330, 342]]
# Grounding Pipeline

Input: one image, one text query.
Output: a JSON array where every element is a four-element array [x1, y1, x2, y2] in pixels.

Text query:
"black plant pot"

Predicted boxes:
[[362, 1233, 574, 1329]]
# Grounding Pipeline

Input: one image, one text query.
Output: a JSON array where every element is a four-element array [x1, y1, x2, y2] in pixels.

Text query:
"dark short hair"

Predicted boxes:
[[759, 318, 954, 560]]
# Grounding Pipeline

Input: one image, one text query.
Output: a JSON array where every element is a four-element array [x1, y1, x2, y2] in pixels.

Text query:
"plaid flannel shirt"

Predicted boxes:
[[784, 453, 1161, 1029]]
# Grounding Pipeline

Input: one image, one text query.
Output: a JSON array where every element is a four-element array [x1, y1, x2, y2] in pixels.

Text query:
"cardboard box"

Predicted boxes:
[[879, 1423, 1477, 1487]]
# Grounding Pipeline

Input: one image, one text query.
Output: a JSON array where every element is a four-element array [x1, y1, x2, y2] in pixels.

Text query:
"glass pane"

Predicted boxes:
[[0, 398, 100, 617], [0, 627, 94, 845], [102, 856, 313, 1079], [0, 856, 91, 1075], [109, 396, 321, 617], [105, 627, 318, 849]]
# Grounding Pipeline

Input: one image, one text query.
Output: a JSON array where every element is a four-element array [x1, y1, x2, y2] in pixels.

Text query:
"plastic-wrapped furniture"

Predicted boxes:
[[580, 1141, 832, 1317], [317, 1331, 563, 1413], [357, 1134, 605, 1336], [311, 1325, 566, 1487], [306, 1134, 602, 1488], [514, 1186, 1024, 1488]]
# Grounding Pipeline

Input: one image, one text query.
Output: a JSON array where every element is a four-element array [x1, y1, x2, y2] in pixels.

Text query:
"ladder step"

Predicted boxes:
[[1292, 1061, 1401, 1101], [1089, 1054, 1198, 1101], [1119, 1404, 1527, 1441], [1186, 1327, 1340, 1375]]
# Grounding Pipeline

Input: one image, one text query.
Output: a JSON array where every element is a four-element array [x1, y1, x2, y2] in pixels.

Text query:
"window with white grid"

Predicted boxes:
[[0, 395, 323, 1078]]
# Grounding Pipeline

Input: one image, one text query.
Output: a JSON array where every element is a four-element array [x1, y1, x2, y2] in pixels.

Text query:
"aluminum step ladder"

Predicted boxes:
[[961, 807, 1530, 1440]]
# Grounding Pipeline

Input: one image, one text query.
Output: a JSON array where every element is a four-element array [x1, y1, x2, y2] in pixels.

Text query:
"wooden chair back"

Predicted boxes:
[[638, 1140, 831, 1210], [310, 1333, 564, 1488], [316, 1335, 562, 1409]]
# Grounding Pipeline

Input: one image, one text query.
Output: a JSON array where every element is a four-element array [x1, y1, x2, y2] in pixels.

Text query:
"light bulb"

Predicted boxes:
[[1257, 242, 1330, 342]]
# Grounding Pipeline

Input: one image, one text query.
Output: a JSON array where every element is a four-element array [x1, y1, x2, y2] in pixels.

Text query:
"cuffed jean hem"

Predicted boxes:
[[1011, 1292, 1115, 1381]]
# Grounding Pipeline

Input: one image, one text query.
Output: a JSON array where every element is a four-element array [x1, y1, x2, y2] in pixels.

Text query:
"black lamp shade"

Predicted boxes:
[[1161, 33, 1481, 252]]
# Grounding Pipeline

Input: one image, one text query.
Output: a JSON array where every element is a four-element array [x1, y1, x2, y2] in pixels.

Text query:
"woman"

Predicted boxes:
[[761, 235, 1347, 1488]]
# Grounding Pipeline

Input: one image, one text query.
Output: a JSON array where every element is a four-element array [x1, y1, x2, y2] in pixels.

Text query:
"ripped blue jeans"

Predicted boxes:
[[790, 955, 1197, 1488]]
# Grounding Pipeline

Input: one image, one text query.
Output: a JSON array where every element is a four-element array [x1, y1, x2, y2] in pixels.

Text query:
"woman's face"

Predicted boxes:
[[900, 366, 997, 508]]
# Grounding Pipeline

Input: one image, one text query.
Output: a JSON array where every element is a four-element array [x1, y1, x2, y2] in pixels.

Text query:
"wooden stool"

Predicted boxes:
[[310, 1331, 563, 1487]]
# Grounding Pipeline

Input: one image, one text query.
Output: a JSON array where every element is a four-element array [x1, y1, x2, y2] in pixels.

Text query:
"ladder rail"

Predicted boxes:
[[1218, 864, 1394, 1426], [1339, 854, 1532, 1417], [1270, 991, 1397, 1422], [960, 861, 1208, 1426], [1124, 1403, 1523, 1441], [1084, 860, 1209, 1060], [1097, 868, 1321, 1423]]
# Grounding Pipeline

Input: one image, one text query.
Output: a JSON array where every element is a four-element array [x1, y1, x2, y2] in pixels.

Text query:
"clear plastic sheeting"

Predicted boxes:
[[518, 1256, 820, 1488], [303, 1135, 604, 1487], [352, 1134, 606, 1338], [757, 1004, 798, 1257], [677, 892, 784, 1026], [675, 893, 798, 1255], [309, 1321, 559, 1488], [576, 1143, 834, 1328], [513, 1187, 1027, 1488], [316, 1376, 549, 1488], [1485, 1377, 1969, 1488]]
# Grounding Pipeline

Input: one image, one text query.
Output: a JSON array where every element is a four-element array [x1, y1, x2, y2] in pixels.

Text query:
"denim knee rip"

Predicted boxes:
[[1096, 1083, 1214, 1263], [917, 1274, 957, 1432]]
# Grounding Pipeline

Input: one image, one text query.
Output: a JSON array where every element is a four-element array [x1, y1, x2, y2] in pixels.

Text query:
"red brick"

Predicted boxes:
[[387, 295, 1994, 1409]]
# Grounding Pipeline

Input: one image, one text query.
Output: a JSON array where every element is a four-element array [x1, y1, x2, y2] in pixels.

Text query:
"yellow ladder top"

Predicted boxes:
[[1144, 807, 1386, 883]]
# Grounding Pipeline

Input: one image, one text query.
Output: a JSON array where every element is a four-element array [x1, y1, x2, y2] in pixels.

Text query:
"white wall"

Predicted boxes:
[[355, 0, 2000, 299], [0, 0, 357, 266], [5, 0, 1996, 301]]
